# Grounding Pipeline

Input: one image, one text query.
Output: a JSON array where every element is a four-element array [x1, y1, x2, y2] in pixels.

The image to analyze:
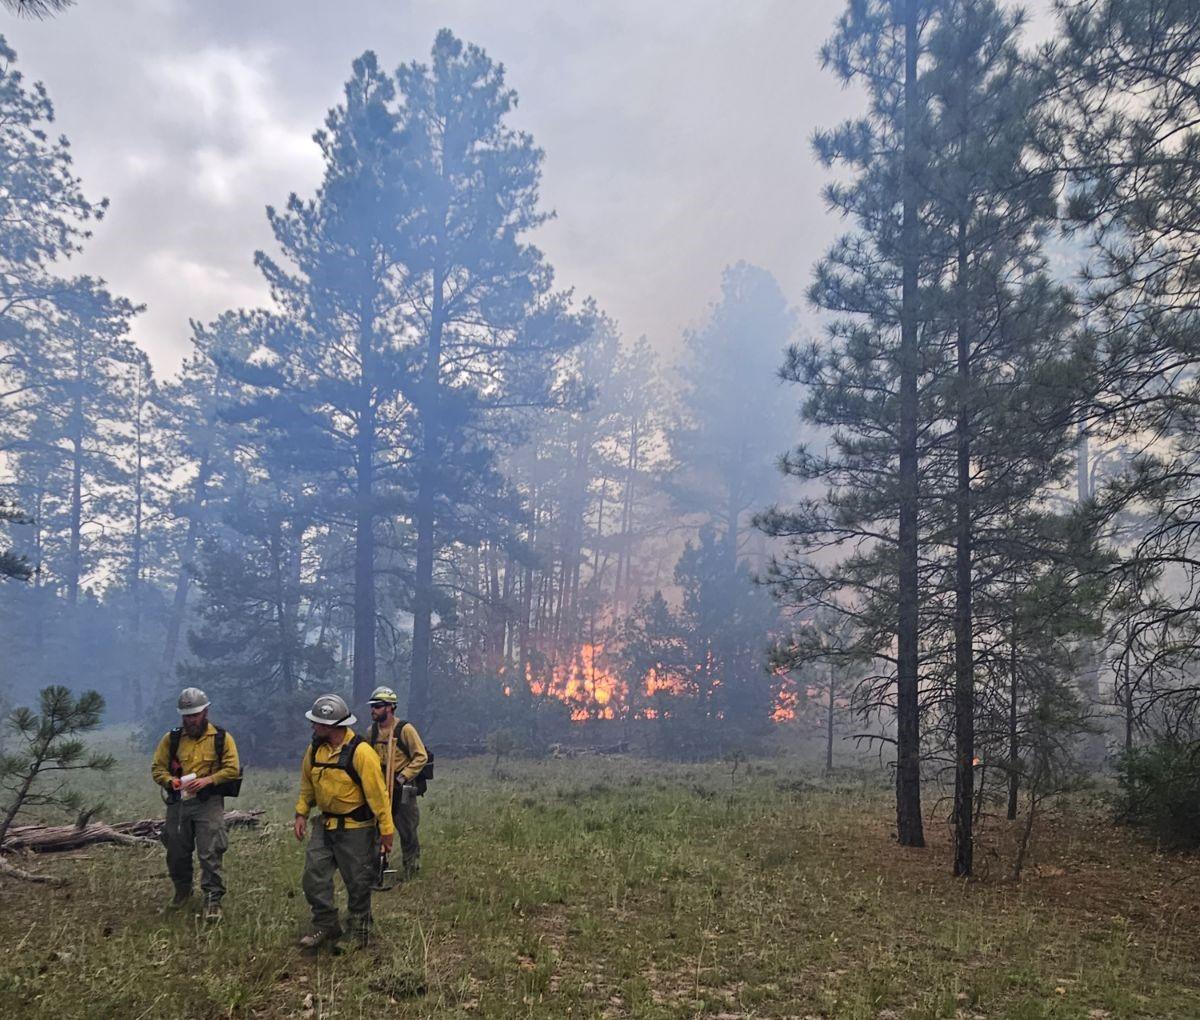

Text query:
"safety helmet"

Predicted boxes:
[[178, 687, 210, 716], [368, 686, 398, 706], [305, 693, 355, 727]]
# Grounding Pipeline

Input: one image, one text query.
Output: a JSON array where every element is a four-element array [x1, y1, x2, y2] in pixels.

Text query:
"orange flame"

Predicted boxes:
[[524, 642, 795, 723], [772, 677, 798, 722]]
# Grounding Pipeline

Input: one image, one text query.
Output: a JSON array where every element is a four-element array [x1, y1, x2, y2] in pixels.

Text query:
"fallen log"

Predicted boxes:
[[1, 809, 264, 855]]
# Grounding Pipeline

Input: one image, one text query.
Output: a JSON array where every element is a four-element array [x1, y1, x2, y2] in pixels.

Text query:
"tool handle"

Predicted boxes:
[[384, 731, 398, 809]]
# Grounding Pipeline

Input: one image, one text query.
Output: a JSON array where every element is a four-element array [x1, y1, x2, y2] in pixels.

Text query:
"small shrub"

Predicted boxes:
[[1114, 738, 1200, 848]]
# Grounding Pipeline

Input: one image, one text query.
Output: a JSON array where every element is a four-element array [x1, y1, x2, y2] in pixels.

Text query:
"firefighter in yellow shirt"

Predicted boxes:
[[366, 685, 429, 880], [150, 687, 242, 921], [293, 694, 393, 949]]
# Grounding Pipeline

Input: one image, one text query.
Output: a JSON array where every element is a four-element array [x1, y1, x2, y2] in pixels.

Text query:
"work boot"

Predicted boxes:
[[203, 901, 222, 924], [168, 885, 193, 908], [298, 929, 340, 952]]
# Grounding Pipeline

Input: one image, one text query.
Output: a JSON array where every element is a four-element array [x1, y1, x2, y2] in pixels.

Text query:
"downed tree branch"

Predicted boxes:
[[1, 809, 264, 855], [0, 855, 66, 885]]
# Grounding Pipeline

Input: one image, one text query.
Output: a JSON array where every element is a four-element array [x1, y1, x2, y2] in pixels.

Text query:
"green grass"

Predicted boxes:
[[1, 745, 1197, 1018]]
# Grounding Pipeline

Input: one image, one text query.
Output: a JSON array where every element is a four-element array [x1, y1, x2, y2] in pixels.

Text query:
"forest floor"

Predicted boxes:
[[0, 742, 1197, 1020]]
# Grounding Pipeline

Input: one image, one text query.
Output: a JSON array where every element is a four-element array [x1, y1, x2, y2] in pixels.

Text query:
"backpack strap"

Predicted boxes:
[[171, 725, 226, 774], [168, 727, 183, 777], [309, 735, 371, 827], [394, 719, 411, 758], [339, 735, 363, 790]]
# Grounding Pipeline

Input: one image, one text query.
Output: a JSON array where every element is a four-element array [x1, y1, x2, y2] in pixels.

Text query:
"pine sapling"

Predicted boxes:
[[0, 686, 114, 883]]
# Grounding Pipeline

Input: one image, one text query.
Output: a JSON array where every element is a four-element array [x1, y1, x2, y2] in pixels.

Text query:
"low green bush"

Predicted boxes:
[[1114, 737, 1200, 848]]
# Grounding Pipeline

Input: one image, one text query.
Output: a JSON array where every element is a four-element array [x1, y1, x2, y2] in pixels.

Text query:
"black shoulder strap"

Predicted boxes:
[[168, 728, 183, 774], [369, 721, 379, 745], [394, 719, 410, 757], [341, 735, 362, 790], [214, 726, 226, 764], [310, 734, 365, 792]]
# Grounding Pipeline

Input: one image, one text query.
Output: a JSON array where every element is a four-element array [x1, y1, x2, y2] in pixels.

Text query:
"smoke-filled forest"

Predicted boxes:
[[4, 0, 1200, 1017]]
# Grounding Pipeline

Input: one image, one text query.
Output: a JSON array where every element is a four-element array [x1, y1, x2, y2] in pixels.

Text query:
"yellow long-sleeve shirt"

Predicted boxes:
[[295, 729, 395, 835], [151, 722, 241, 789], [369, 719, 429, 784]]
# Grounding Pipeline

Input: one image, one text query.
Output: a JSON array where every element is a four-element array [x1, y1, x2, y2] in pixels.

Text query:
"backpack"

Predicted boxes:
[[168, 725, 243, 801], [307, 734, 374, 825], [370, 719, 434, 796]]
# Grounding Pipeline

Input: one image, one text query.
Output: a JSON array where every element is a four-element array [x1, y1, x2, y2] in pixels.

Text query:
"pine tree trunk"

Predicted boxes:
[[67, 395, 83, 607], [1075, 430, 1105, 769], [161, 452, 212, 683], [952, 224, 974, 878], [1123, 650, 1133, 756], [409, 267, 445, 722], [895, 0, 926, 848], [615, 417, 639, 616], [129, 377, 146, 718], [271, 521, 296, 690], [1007, 617, 1019, 820], [352, 400, 377, 705], [32, 480, 46, 659], [825, 666, 835, 775]]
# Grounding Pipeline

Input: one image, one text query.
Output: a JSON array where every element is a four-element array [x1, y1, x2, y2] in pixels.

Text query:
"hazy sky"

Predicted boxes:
[[6, 0, 1057, 376]]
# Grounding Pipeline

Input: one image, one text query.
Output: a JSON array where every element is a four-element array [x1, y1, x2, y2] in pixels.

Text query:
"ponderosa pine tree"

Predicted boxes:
[[760, 0, 937, 848], [0, 501, 31, 581], [918, 0, 1082, 877], [4, 278, 140, 607], [0, 35, 104, 424], [1052, 0, 1200, 735], [239, 53, 413, 707], [670, 262, 796, 568], [155, 313, 256, 687], [394, 31, 584, 723]]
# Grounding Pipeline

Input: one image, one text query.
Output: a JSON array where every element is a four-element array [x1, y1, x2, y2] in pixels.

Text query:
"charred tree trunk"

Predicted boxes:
[[895, 0, 925, 848]]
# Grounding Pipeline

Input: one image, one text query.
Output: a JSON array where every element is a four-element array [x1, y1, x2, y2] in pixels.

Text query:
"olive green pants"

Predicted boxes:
[[162, 795, 228, 904], [393, 796, 420, 875], [302, 822, 375, 937]]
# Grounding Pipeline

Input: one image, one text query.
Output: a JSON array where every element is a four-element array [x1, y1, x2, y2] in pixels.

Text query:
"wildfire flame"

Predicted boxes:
[[772, 677, 798, 722], [520, 642, 792, 722]]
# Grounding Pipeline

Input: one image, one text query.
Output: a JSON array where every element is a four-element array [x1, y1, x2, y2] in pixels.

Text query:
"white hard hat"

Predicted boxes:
[[178, 687, 210, 716], [305, 693, 355, 727]]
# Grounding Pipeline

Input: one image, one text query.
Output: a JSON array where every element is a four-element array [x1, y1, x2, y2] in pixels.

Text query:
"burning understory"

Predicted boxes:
[[506, 642, 802, 723]]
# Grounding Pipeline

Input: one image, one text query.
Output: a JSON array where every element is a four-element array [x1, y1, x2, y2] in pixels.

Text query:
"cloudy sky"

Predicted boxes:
[[6, 0, 1057, 376]]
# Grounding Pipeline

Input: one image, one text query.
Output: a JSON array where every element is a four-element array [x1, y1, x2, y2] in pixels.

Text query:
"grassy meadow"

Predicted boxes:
[[0, 738, 1197, 1019]]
